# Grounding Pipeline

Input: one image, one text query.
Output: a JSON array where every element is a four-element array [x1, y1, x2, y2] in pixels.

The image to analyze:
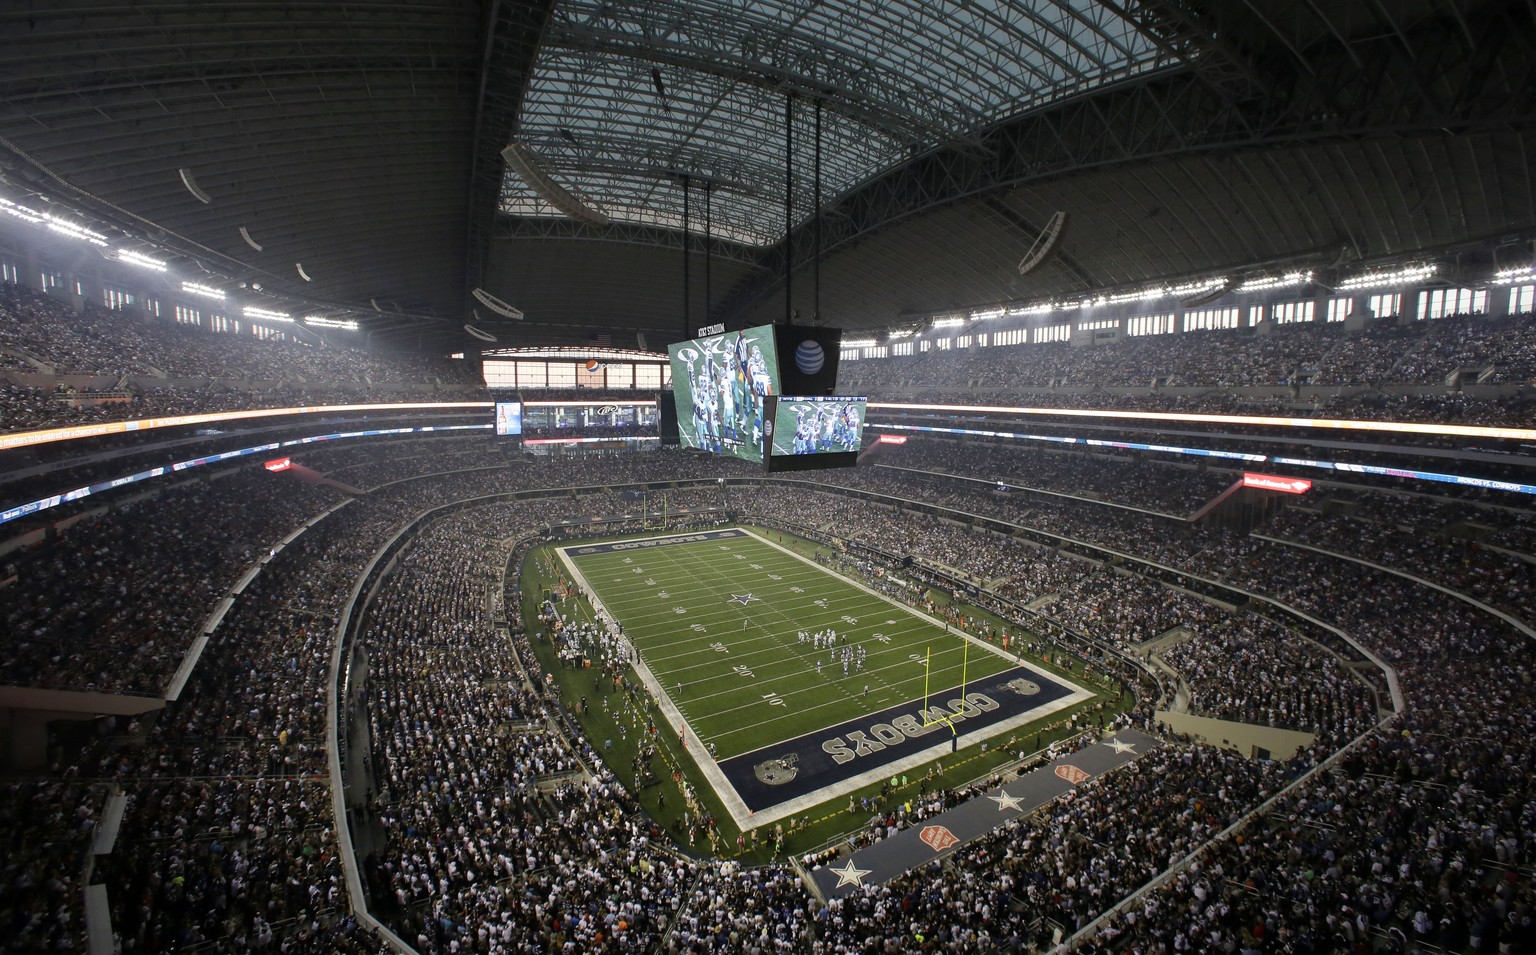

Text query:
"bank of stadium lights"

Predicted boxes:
[[243, 306, 294, 323], [0, 197, 109, 246], [1007, 303, 1056, 317], [1235, 270, 1312, 294], [930, 317, 966, 329], [180, 281, 225, 301], [1101, 280, 1219, 307], [887, 329, 915, 340], [0, 197, 43, 225], [842, 338, 878, 348], [1492, 265, 1534, 285], [115, 250, 167, 272], [304, 315, 359, 330], [1337, 263, 1436, 291], [968, 307, 1005, 321]]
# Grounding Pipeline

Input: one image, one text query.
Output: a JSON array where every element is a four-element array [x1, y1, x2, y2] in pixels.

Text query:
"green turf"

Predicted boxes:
[[560, 529, 1018, 762]]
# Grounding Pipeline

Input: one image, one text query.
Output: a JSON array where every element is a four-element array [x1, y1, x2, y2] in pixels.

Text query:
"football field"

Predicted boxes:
[[558, 527, 1092, 826]]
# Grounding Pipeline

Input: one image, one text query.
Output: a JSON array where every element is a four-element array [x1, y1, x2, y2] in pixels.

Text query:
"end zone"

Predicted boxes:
[[554, 526, 1096, 829]]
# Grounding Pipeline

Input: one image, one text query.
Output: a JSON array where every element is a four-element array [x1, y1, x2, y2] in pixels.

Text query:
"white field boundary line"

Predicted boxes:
[[557, 535, 760, 824], [574, 537, 944, 744], [559, 527, 1095, 829], [739, 527, 1075, 686], [576, 534, 1011, 733], [602, 532, 1019, 674], [576, 536, 948, 681]]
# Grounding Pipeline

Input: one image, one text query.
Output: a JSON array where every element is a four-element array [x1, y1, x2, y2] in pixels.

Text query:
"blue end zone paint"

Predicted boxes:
[[563, 528, 745, 557], [718, 665, 1077, 813]]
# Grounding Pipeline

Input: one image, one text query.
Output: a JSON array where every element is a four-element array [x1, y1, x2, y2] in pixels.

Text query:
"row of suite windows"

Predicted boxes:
[[840, 287, 1524, 360]]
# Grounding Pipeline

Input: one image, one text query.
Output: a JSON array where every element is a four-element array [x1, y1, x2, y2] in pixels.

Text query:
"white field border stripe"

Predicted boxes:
[[559, 528, 1096, 829], [556, 536, 758, 825], [578, 533, 985, 706]]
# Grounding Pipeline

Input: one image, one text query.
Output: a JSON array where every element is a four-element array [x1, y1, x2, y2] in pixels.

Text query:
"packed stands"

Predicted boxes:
[[3, 369, 1533, 952]]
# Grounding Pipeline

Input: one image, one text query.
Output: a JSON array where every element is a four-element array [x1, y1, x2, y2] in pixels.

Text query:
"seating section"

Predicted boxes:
[[6, 280, 1536, 435], [3, 314, 1533, 950], [0, 476, 345, 695]]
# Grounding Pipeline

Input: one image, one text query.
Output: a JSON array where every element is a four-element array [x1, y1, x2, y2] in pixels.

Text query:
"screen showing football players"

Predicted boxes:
[[770, 396, 865, 456], [666, 324, 780, 461], [494, 401, 523, 436]]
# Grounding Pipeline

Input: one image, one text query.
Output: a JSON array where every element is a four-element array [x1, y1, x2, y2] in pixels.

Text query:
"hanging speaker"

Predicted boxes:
[[1017, 211, 1068, 276], [472, 287, 524, 320]]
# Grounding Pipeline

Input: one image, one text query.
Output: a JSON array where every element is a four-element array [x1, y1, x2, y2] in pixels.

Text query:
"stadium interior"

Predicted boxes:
[[1, 1, 1535, 953]]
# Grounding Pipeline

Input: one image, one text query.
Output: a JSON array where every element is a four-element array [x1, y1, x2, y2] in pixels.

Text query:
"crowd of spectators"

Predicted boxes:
[[356, 500, 709, 953], [8, 278, 1536, 444], [882, 442, 1234, 516], [0, 473, 344, 694], [1265, 503, 1536, 627], [813, 743, 1295, 953], [5, 437, 1533, 953], [0, 779, 109, 951], [838, 308, 1536, 394], [0, 282, 480, 384], [1161, 614, 1377, 741]]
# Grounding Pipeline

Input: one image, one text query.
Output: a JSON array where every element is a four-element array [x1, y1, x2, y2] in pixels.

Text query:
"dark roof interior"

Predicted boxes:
[[2, 0, 1532, 353]]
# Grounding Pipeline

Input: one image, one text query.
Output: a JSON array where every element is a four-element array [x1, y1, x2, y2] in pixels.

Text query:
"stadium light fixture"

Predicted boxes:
[[887, 329, 915, 340], [842, 338, 878, 348], [0, 197, 45, 224], [243, 306, 293, 323], [968, 307, 1005, 321], [1492, 265, 1533, 285], [1337, 263, 1436, 291], [181, 281, 225, 301], [1008, 303, 1056, 317], [178, 167, 214, 204], [1236, 271, 1311, 293], [47, 218, 109, 246], [116, 249, 167, 272], [931, 317, 966, 328], [304, 315, 360, 330], [472, 287, 524, 321], [502, 141, 611, 226], [0, 196, 108, 246]]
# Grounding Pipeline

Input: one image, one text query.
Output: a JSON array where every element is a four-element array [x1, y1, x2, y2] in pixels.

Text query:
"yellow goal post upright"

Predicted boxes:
[[920, 637, 969, 748], [642, 489, 670, 530]]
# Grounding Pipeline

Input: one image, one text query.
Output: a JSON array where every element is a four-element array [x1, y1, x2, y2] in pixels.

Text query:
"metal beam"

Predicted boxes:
[[714, 1, 1536, 321], [464, 0, 559, 327], [491, 214, 771, 270]]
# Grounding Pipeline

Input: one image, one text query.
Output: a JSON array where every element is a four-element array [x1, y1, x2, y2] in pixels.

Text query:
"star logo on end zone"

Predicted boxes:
[[1055, 764, 1091, 785], [919, 825, 959, 853]]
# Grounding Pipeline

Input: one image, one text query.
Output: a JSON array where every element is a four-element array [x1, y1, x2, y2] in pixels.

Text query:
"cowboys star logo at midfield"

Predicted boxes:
[[728, 593, 761, 606]]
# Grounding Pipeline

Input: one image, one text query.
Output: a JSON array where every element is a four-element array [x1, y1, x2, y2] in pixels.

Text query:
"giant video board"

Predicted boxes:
[[667, 324, 780, 462], [769, 396, 865, 456], [762, 395, 865, 472]]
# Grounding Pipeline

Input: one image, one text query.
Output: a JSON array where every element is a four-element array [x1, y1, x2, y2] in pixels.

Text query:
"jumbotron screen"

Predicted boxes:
[[494, 401, 523, 436], [769, 396, 866, 456], [667, 324, 779, 462]]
